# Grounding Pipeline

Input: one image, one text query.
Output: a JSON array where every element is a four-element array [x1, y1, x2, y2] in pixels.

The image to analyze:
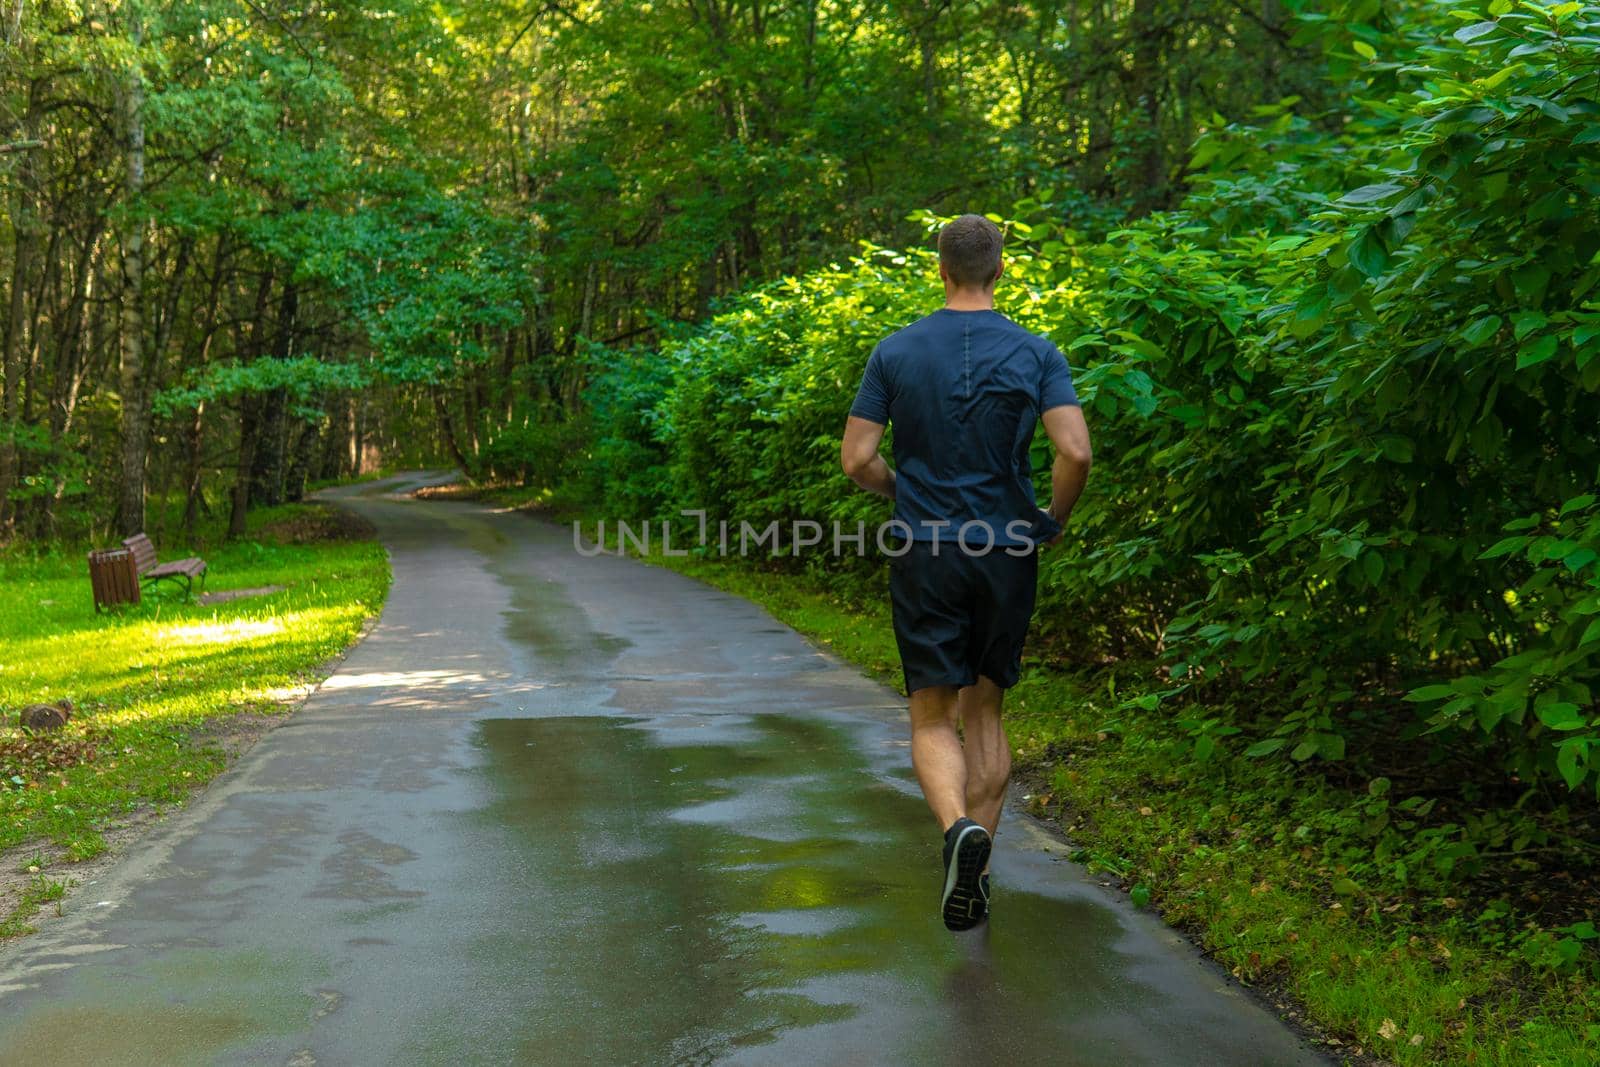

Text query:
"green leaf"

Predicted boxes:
[[1244, 738, 1287, 757], [1407, 684, 1458, 702], [1480, 63, 1523, 91], [1559, 494, 1595, 516], [1454, 21, 1499, 43], [1349, 227, 1388, 278], [1565, 548, 1598, 573], [1290, 739, 1317, 761], [1489, 0, 1513, 13], [1537, 703, 1587, 731], [1194, 734, 1217, 762], [1517, 334, 1558, 369], [1339, 182, 1406, 205], [1332, 877, 1361, 896], [1352, 40, 1376, 60], [1555, 739, 1588, 791], [1509, 95, 1571, 122], [1480, 535, 1530, 559], [1459, 315, 1502, 346], [1129, 884, 1152, 908], [1512, 311, 1548, 340], [1378, 436, 1414, 463], [1362, 550, 1384, 584], [1573, 126, 1600, 145], [1580, 619, 1600, 647]]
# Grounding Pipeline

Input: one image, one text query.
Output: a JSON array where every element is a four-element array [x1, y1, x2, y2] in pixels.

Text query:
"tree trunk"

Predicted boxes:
[[1129, 0, 1167, 211], [40, 220, 106, 536], [0, 81, 41, 531], [115, 7, 150, 536], [284, 415, 318, 501], [229, 395, 258, 539], [181, 400, 205, 538], [250, 386, 288, 506], [433, 389, 471, 474]]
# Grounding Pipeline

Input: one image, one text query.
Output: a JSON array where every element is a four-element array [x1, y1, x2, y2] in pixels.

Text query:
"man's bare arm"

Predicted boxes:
[[840, 416, 896, 500], [1041, 404, 1092, 524]]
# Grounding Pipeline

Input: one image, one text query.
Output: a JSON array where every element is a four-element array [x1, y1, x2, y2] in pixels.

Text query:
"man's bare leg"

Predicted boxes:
[[959, 676, 1010, 837], [909, 685, 966, 830]]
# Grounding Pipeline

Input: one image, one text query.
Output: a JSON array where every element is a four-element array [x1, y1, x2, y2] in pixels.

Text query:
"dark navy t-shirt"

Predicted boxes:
[[849, 308, 1079, 547]]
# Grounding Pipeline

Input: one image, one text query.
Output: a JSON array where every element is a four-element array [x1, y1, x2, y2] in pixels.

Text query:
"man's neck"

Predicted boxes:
[[943, 291, 995, 312]]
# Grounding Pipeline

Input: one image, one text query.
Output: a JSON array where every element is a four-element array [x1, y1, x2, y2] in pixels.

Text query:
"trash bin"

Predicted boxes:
[[87, 547, 141, 611]]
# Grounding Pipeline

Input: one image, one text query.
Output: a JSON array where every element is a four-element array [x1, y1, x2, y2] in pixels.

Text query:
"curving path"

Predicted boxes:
[[0, 473, 1325, 1065]]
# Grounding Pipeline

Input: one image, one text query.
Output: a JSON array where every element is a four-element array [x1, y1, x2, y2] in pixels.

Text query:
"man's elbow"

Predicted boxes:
[[1059, 439, 1092, 471], [840, 447, 868, 482]]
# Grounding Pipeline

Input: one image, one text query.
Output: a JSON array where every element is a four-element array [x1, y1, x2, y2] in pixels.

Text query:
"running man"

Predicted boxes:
[[840, 213, 1092, 931]]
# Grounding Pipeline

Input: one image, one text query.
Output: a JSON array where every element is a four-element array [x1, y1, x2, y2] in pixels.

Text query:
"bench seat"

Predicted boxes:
[[147, 557, 207, 579]]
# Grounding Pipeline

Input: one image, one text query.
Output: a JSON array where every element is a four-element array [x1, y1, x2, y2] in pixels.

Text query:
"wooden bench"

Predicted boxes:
[[122, 533, 207, 598]]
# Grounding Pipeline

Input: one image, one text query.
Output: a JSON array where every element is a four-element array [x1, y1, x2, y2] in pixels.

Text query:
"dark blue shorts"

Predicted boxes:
[[888, 541, 1039, 693]]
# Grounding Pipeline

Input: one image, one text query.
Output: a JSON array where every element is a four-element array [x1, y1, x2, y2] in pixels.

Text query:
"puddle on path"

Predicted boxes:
[[440, 714, 1221, 1066], [0, 947, 326, 1066]]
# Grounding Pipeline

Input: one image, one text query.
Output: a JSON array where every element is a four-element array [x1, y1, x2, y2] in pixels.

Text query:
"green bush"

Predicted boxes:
[[479, 407, 589, 488], [581, 3, 1600, 803]]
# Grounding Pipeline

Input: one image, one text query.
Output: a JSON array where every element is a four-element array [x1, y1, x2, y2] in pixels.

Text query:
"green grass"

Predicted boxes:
[[0, 503, 389, 886], [0, 872, 70, 938], [610, 545, 1600, 1067]]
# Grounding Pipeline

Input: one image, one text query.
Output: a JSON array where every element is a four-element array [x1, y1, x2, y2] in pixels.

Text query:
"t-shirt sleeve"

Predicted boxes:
[[1040, 342, 1080, 410], [848, 345, 891, 424]]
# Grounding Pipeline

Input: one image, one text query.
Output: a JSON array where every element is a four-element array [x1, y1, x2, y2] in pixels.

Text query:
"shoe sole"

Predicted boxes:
[[941, 823, 991, 931]]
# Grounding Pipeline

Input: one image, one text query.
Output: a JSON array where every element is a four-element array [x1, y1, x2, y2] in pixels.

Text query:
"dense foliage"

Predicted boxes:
[[2, 0, 1323, 541], [1, 0, 532, 540], [584, 2, 1600, 816]]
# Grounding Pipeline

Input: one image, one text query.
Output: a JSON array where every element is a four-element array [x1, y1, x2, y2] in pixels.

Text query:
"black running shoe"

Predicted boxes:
[[941, 818, 992, 931]]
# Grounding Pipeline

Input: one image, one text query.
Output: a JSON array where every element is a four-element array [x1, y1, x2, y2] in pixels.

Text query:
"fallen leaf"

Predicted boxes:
[[1378, 1019, 1400, 1041]]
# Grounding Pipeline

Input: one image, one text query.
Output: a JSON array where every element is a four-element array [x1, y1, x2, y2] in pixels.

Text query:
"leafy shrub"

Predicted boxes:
[[479, 407, 589, 488], [580, 2, 1600, 801]]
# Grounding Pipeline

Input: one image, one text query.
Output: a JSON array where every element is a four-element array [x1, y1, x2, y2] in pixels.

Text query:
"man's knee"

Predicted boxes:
[[909, 685, 960, 730]]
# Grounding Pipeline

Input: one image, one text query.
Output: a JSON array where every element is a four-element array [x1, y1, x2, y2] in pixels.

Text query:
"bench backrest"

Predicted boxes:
[[122, 533, 158, 575]]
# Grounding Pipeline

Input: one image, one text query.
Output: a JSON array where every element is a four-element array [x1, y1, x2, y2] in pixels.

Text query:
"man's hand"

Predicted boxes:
[[1038, 508, 1065, 548], [841, 416, 896, 500]]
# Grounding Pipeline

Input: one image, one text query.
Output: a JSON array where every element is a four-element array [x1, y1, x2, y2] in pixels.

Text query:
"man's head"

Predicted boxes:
[[938, 214, 1004, 292]]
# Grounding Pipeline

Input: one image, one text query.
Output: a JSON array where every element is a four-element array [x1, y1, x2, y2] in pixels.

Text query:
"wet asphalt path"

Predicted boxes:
[[0, 473, 1324, 1065]]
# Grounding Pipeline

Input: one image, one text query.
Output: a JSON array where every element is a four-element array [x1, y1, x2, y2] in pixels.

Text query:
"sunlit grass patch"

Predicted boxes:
[[0, 504, 389, 899]]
